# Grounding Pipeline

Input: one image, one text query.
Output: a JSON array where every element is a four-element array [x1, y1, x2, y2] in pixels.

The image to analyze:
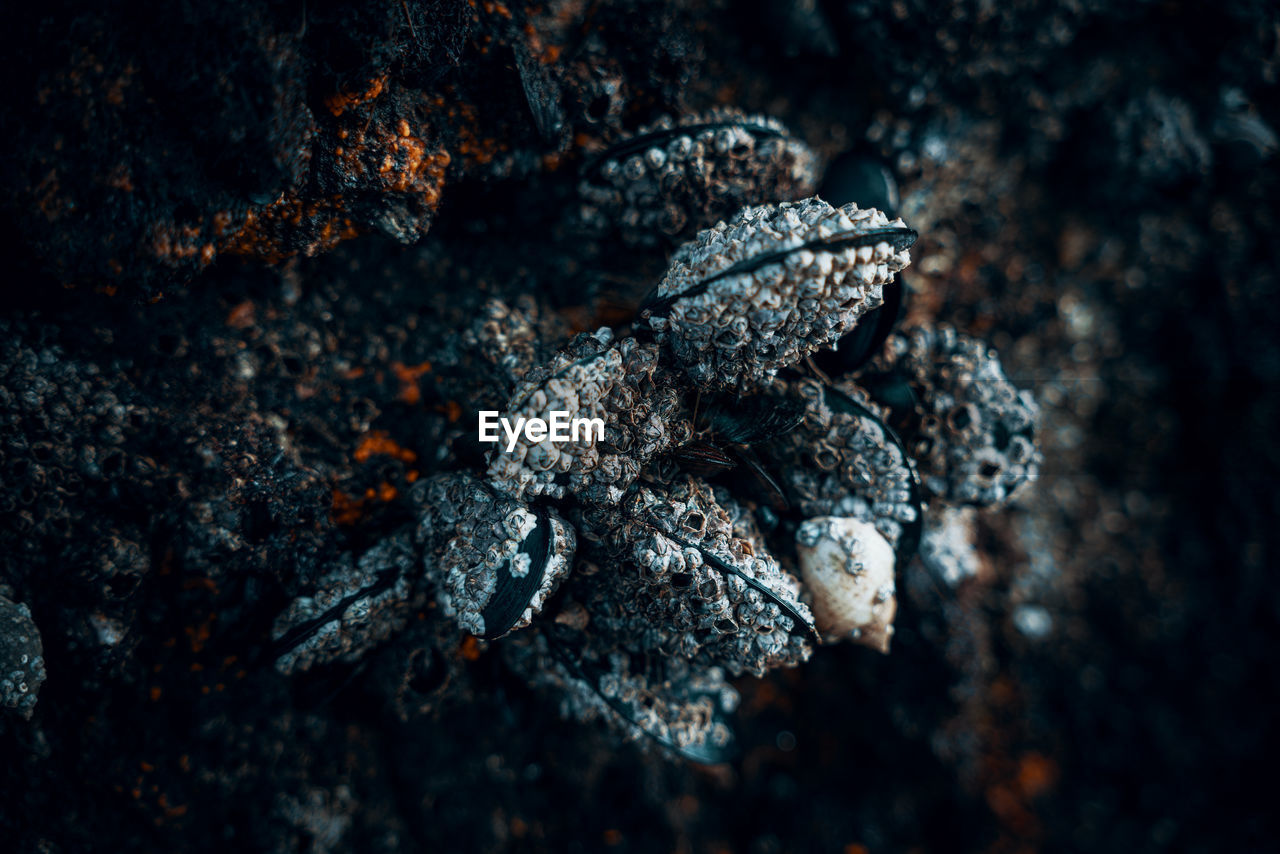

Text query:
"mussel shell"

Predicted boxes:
[[823, 384, 924, 572], [580, 118, 787, 182], [545, 627, 738, 764], [479, 504, 555, 640], [820, 152, 900, 216], [812, 276, 903, 378], [657, 528, 820, 647], [642, 225, 918, 319]]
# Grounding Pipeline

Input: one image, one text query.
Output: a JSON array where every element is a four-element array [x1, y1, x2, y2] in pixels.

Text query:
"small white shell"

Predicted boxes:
[[795, 516, 897, 653]]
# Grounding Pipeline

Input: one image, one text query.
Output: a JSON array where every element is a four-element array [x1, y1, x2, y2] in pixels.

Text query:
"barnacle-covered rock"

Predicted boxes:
[[0, 594, 46, 720], [507, 629, 738, 763], [766, 378, 921, 552], [486, 331, 691, 505], [460, 296, 562, 394], [581, 476, 815, 677], [643, 198, 916, 391], [795, 516, 897, 652], [271, 533, 416, 675], [418, 473, 575, 639], [578, 108, 819, 246], [876, 324, 1040, 507]]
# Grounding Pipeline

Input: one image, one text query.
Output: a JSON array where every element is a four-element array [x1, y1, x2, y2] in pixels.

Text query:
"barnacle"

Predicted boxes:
[[578, 108, 819, 246], [873, 324, 1040, 507], [485, 331, 691, 505], [0, 593, 46, 720], [271, 533, 416, 675], [507, 630, 739, 763], [766, 377, 922, 552], [418, 472, 575, 639], [580, 475, 815, 677], [462, 296, 560, 392], [643, 197, 916, 391]]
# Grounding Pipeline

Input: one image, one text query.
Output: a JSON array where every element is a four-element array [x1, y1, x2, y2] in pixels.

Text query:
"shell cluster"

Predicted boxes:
[[0, 594, 46, 720], [418, 473, 575, 639], [578, 108, 819, 246], [643, 198, 916, 391], [271, 534, 417, 674], [873, 324, 1041, 506], [766, 377, 920, 549], [486, 331, 690, 505], [263, 107, 1040, 760], [580, 476, 814, 677], [509, 631, 739, 761]]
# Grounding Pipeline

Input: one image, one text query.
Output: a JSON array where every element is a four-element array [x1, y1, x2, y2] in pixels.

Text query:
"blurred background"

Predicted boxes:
[[1, 1, 1277, 851]]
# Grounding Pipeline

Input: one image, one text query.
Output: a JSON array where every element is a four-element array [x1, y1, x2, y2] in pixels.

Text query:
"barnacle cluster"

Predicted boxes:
[[0, 593, 45, 720], [872, 324, 1040, 507], [485, 332, 690, 505], [418, 473, 575, 639], [266, 107, 1040, 761], [272, 534, 417, 675], [578, 476, 813, 676], [644, 199, 915, 391], [765, 377, 919, 549], [578, 108, 820, 246]]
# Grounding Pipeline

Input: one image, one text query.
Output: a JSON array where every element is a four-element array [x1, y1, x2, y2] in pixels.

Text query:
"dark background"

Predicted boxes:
[[1, 1, 1277, 852]]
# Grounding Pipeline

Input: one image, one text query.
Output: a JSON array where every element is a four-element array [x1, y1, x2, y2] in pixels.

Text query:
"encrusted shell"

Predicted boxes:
[[795, 516, 897, 652], [485, 331, 690, 505], [580, 476, 815, 677], [766, 377, 920, 550], [272, 533, 417, 674], [0, 594, 46, 719], [419, 473, 575, 639], [506, 630, 739, 763], [578, 107, 819, 246], [875, 324, 1040, 507], [644, 198, 915, 391]]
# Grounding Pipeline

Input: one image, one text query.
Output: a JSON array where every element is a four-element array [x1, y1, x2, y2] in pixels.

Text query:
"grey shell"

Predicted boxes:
[[578, 107, 819, 247], [877, 324, 1040, 507], [0, 595, 46, 719], [272, 533, 417, 675], [506, 631, 739, 761], [766, 377, 919, 549], [419, 473, 575, 639], [645, 198, 914, 391], [486, 331, 690, 505], [581, 475, 814, 677]]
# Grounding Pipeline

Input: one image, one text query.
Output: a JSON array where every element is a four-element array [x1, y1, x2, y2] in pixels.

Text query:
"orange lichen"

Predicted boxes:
[[221, 195, 361, 263], [459, 635, 482, 660], [436, 400, 463, 423], [331, 482, 400, 525], [106, 164, 134, 192], [324, 75, 388, 117], [392, 360, 433, 404], [184, 614, 215, 653], [1015, 752, 1057, 800], [435, 95, 507, 167], [353, 430, 418, 464]]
